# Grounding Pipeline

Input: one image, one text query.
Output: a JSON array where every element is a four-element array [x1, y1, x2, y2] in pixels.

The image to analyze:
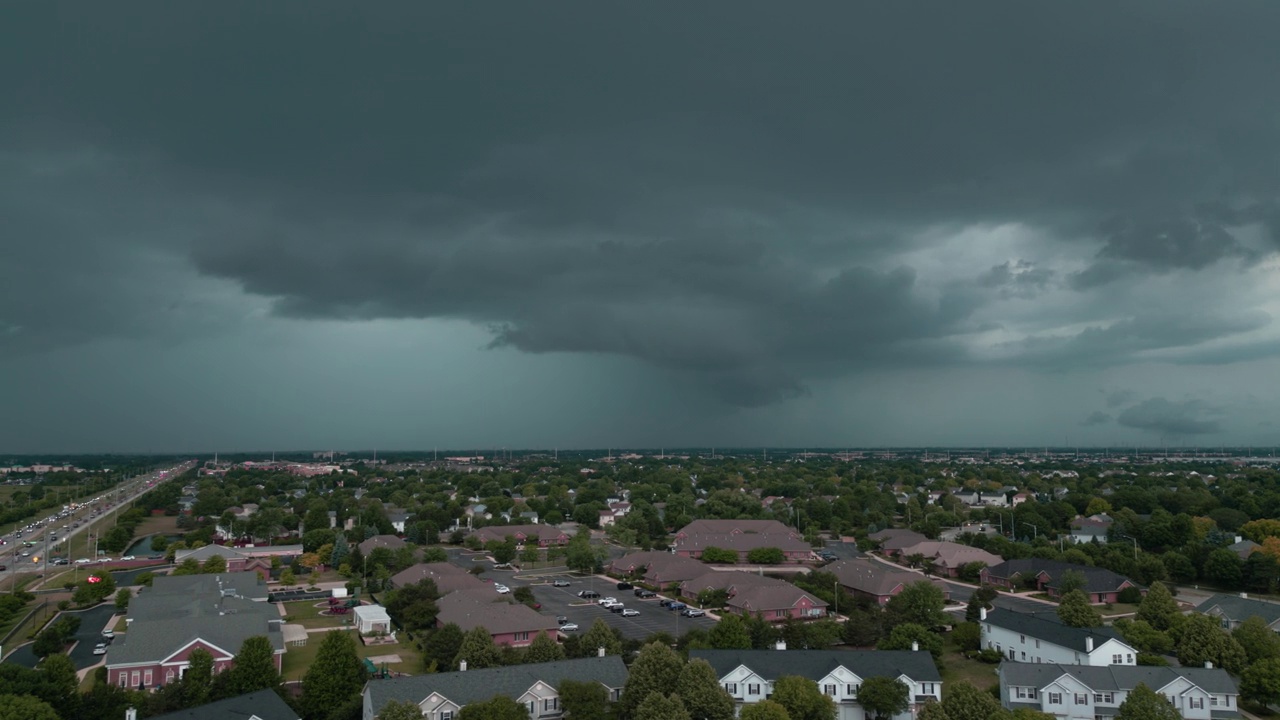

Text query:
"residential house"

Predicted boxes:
[[1069, 515, 1114, 544], [679, 569, 789, 601], [361, 656, 629, 720], [955, 491, 1010, 508], [981, 560, 1141, 604], [436, 590, 561, 648], [472, 525, 569, 548], [391, 562, 488, 594], [106, 573, 283, 689], [145, 689, 300, 720], [385, 508, 411, 534], [826, 559, 951, 606], [1195, 593, 1280, 631], [358, 534, 407, 556], [671, 519, 810, 564], [692, 648, 942, 720], [894, 541, 1003, 577], [608, 551, 714, 588], [725, 584, 829, 622], [1226, 537, 1259, 560], [868, 529, 929, 555], [980, 607, 1137, 665], [999, 663, 1240, 720]]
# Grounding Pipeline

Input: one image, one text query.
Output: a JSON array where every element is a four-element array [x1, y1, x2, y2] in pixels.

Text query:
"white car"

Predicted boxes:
[[597, 597, 618, 606], [121, 555, 135, 561], [559, 623, 579, 632], [494, 584, 510, 594], [102, 630, 115, 639], [92, 644, 107, 655], [621, 609, 640, 617]]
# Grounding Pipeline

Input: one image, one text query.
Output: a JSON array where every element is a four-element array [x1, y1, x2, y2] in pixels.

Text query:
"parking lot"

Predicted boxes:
[[530, 576, 717, 641]]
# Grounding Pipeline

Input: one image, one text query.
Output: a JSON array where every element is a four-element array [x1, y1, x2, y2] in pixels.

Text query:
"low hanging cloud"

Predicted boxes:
[[1080, 411, 1112, 427], [1115, 397, 1222, 436]]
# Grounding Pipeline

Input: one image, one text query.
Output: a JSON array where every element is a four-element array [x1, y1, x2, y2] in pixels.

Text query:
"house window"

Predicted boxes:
[[1035, 640, 1040, 648], [165, 670, 175, 684], [750, 685, 761, 695], [1017, 688, 1031, 699], [921, 683, 935, 695], [847, 685, 857, 696], [774, 610, 787, 618], [514, 632, 530, 642], [1113, 654, 1122, 664], [544, 698, 558, 711], [725, 683, 738, 694], [118, 673, 127, 688], [440, 711, 453, 720], [1210, 697, 1219, 707], [1020, 634, 1025, 644], [1021, 652, 1027, 660], [825, 684, 837, 696], [1075, 694, 1088, 705], [1126, 654, 1133, 663], [526, 701, 535, 715], [1167, 696, 1177, 707], [131, 671, 140, 687], [1190, 698, 1203, 709], [1049, 693, 1063, 705], [1008, 649, 1015, 661], [144, 670, 153, 686]]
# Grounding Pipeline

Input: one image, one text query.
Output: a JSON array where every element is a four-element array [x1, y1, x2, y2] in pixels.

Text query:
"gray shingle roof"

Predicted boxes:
[[436, 592, 561, 636], [826, 558, 949, 597], [149, 689, 299, 720], [984, 559, 1138, 594], [690, 649, 940, 683], [1195, 593, 1280, 626], [364, 656, 629, 717], [150, 572, 270, 601], [983, 608, 1124, 653], [1000, 663, 1239, 695], [725, 584, 828, 613]]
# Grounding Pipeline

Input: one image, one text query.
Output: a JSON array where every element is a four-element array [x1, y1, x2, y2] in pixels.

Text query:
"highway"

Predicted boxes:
[[1, 461, 194, 589]]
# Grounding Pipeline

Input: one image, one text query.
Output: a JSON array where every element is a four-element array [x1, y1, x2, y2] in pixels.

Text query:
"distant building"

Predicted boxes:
[[1195, 593, 1280, 631], [671, 519, 810, 564]]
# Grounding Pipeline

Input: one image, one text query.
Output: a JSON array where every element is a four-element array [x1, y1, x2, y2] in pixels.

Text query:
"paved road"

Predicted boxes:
[[3, 603, 119, 670], [941, 581, 1057, 614], [530, 578, 717, 641]]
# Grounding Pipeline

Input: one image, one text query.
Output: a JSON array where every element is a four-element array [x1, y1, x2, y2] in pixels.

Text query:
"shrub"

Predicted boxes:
[[1117, 586, 1144, 604]]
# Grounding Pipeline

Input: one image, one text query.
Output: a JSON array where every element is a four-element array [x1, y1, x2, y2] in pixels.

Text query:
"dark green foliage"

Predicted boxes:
[[857, 677, 910, 720]]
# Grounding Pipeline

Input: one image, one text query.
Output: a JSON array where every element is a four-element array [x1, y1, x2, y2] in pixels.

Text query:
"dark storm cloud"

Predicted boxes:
[[3, 1, 1280, 408], [1081, 411, 1112, 427], [1116, 398, 1222, 436]]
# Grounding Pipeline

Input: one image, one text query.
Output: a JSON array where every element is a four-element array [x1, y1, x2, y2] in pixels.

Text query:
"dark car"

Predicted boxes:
[[556, 616, 569, 625], [609, 604, 626, 613], [578, 590, 601, 599], [634, 588, 656, 598], [668, 602, 687, 612], [616, 582, 633, 590], [658, 598, 674, 608]]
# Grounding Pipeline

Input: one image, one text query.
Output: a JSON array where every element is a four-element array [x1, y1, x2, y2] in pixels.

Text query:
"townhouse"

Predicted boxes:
[[691, 648, 942, 720], [362, 656, 628, 720], [980, 607, 1137, 666], [106, 572, 284, 689], [436, 589, 562, 647], [1069, 515, 1113, 544], [143, 689, 300, 720], [980, 560, 1141, 604], [999, 663, 1240, 720], [671, 519, 812, 564], [679, 569, 788, 601], [472, 524, 570, 548], [868, 529, 930, 555], [893, 541, 1003, 577], [1195, 593, 1280, 631], [826, 559, 951, 606]]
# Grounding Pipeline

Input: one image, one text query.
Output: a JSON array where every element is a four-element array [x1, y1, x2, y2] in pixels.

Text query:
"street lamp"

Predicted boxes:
[[1022, 523, 1038, 541], [1117, 534, 1139, 561]]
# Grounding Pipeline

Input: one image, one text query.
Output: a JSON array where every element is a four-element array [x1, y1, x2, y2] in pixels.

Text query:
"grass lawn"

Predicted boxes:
[[133, 514, 180, 536], [939, 640, 999, 693], [280, 630, 423, 681], [280, 599, 352, 629], [1100, 603, 1140, 617]]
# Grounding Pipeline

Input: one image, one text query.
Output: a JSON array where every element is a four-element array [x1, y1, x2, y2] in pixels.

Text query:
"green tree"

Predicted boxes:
[[331, 532, 350, 567], [857, 677, 910, 720], [455, 626, 502, 669], [1175, 614, 1247, 673], [521, 544, 540, 565], [620, 642, 685, 717], [580, 618, 623, 657], [877, 623, 943, 659], [384, 579, 440, 633], [280, 568, 297, 586], [741, 700, 793, 720], [377, 699, 425, 720], [115, 588, 132, 611], [1115, 684, 1180, 720], [525, 630, 565, 664], [941, 682, 1010, 720], [202, 553, 228, 574], [1055, 590, 1102, 628], [181, 648, 215, 708], [225, 635, 282, 697], [1241, 657, 1280, 705], [886, 581, 946, 629], [489, 539, 518, 565], [634, 692, 691, 720], [951, 622, 981, 652], [301, 631, 367, 720], [701, 547, 739, 563], [1113, 619, 1173, 655], [1203, 549, 1243, 588], [747, 547, 786, 564], [1055, 570, 1087, 596], [1135, 582, 1179, 632], [1232, 615, 1280, 663], [708, 612, 753, 649], [423, 623, 465, 672], [0, 694, 60, 720], [964, 595, 986, 623], [677, 658, 736, 720], [771, 676, 836, 720], [37, 653, 80, 718], [457, 695, 532, 720], [559, 679, 612, 720]]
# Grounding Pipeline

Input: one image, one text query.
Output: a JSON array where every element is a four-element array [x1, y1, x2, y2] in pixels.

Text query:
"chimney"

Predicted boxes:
[[598, 646, 606, 657], [1235, 536, 1243, 544], [126, 709, 138, 720], [1240, 592, 1248, 599], [1205, 661, 1213, 669], [912, 641, 920, 652], [775, 640, 787, 651], [979, 607, 987, 621], [459, 660, 467, 672], [1086, 637, 1094, 652]]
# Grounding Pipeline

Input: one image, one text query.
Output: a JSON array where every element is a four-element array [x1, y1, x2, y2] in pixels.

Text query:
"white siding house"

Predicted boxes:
[[981, 608, 1137, 666], [999, 663, 1240, 720]]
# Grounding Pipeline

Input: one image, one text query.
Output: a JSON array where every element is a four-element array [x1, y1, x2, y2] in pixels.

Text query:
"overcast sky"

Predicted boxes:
[[4, 2, 1280, 453]]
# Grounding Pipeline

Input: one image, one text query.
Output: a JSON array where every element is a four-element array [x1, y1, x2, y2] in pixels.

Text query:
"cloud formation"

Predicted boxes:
[[1116, 398, 1223, 437]]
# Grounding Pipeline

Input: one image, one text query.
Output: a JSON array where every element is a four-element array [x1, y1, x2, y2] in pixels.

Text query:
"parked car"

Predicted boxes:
[[616, 582, 633, 590], [494, 584, 511, 594], [578, 590, 600, 599], [102, 630, 115, 639], [668, 602, 687, 612], [556, 616, 569, 625], [621, 608, 640, 617], [659, 599, 675, 608], [93, 644, 107, 655], [634, 589, 656, 598], [559, 623, 579, 632], [597, 597, 618, 606], [609, 604, 626, 613], [552, 579, 571, 587], [682, 608, 706, 617]]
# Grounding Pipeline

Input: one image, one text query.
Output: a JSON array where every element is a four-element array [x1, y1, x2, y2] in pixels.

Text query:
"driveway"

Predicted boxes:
[[530, 579, 717, 641], [3, 603, 119, 670], [940, 582, 1055, 614]]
